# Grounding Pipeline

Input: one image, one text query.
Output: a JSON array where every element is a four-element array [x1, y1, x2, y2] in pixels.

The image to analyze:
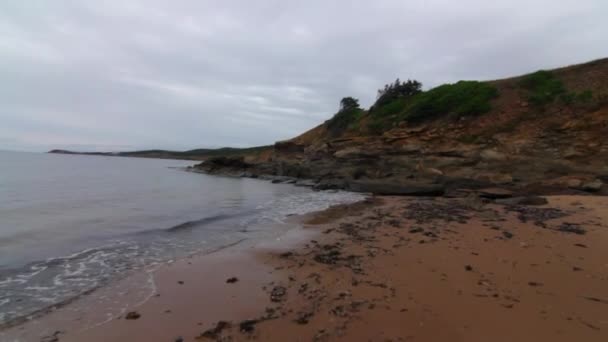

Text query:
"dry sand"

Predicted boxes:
[[5, 195, 608, 341]]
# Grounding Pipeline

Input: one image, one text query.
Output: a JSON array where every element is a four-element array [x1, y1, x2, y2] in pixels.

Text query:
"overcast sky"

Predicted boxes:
[[2, 0, 607, 152]]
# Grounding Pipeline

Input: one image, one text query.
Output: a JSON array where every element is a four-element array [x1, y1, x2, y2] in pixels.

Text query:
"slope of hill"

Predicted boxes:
[[197, 58, 608, 195]]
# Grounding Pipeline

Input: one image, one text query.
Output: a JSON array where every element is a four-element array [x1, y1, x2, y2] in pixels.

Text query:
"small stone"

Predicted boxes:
[[125, 311, 141, 320], [239, 319, 258, 333], [465, 265, 473, 272], [270, 286, 287, 302], [200, 321, 231, 339], [226, 277, 239, 284]]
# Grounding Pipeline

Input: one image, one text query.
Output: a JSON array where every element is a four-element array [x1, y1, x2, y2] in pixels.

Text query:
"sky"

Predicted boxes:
[[1, 1, 607, 152]]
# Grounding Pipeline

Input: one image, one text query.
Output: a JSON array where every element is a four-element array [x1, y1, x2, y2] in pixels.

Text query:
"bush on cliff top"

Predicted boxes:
[[403, 81, 499, 123], [365, 80, 498, 134], [375, 79, 422, 107]]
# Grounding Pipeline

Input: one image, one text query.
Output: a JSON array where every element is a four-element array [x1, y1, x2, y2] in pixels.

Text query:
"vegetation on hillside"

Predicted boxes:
[[326, 97, 363, 137], [320, 59, 607, 138], [403, 81, 498, 122], [366, 80, 498, 134], [519, 70, 566, 106], [374, 79, 422, 107], [519, 70, 599, 110]]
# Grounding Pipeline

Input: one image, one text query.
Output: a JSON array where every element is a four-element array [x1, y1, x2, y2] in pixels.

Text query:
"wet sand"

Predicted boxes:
[[5, 195, 608, 341]]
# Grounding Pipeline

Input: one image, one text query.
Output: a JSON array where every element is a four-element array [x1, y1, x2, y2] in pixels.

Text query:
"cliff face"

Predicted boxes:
[[196, 58, 608, 195]]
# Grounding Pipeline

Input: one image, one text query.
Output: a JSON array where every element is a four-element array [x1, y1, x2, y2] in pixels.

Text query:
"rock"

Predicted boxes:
[[239, 319, 258, 333], [41, 331, 62, 342], [268, 176, 294, 184], [314, 179, 347, 190], [502, 231, 514, 239], [465, 265, 473, 271], [490, 173, 514, 184], [478, 188, 513, 199], [226, 277, 239, 284], [495, 196, 548, 206], [415, 161, 444, 176], [556, 223, 586, 235], [480, 149, 507, 161], [563, 147, 584, 159], [394, 143, 423, 154], [334, 147, 370, 159], [203, 156, 250, 170], [125, 311, 141, 320], [581, 179, 603, 192], [348, 180, 445, 196], [274, 140, 305, 153], [294, 179, 317, 187], [295, 311, 314, 325], [270, 286, 287, 302], [566, 178, 583, 188], [200, 321, 231, 339]]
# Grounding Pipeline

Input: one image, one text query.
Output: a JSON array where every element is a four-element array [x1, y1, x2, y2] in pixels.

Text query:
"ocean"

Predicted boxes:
[[0, 151, 362, 326]]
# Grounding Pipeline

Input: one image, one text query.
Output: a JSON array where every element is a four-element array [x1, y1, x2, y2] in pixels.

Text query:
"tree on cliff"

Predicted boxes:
[[326, 97, 363, 137], [339, 97, 360, 111]]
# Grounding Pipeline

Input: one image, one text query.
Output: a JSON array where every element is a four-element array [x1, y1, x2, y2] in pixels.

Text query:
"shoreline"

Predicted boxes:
[[5, 194, 608, 341], [0, 203, 333, 342]]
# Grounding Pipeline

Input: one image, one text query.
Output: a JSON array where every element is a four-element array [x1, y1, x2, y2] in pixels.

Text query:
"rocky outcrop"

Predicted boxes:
[[192, 58, 608, 197]]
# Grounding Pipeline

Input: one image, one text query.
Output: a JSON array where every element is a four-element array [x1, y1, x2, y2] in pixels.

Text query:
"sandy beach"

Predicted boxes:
[[4, 194, 608, 342]]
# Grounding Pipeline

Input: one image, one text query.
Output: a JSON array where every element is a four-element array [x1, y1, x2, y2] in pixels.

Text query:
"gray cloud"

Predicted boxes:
[[1, 0, 607, 152]]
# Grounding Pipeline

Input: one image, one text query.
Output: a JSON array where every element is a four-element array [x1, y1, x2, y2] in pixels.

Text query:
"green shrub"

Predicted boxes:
[[519, 70, 565, 106], [402, 81, 498, 123]]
